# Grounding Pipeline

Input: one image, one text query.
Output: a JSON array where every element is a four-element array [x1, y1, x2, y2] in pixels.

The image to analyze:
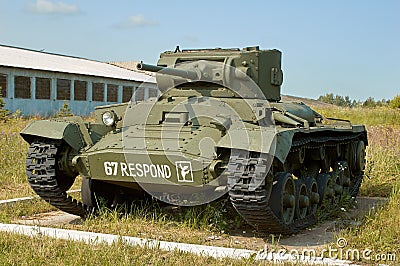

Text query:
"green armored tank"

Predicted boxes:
[[20, 46, 367, 234]]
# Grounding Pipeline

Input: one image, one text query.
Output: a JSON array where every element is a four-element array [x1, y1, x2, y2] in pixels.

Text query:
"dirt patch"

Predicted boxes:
[[14, 197, 387, 251], [16, 211, 81, 226], [205, 197, 388, 250], [281, 94, 334, 108]]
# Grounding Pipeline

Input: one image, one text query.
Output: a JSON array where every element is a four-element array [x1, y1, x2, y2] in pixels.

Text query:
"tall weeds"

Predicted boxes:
[[362, 126, 400, 196], [0, 118, 31, 199]]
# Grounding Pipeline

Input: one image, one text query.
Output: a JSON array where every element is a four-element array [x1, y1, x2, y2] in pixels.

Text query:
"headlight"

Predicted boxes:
[[102, 111, 116, 126]]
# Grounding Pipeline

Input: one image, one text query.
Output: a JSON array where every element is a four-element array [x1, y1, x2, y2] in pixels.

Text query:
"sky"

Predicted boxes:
[[0, 0, 399, 101]]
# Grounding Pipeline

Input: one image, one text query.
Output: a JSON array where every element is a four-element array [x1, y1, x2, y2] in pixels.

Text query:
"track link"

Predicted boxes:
[[26, 141, 88, 218]]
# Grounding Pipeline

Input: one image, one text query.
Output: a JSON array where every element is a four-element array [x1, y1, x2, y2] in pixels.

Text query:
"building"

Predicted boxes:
[[0, 45, 157, 116]]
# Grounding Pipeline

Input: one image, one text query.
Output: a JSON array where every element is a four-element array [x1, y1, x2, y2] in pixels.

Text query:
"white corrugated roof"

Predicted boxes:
[[108, 61, 155, 76], [0, 45, 155, 83]]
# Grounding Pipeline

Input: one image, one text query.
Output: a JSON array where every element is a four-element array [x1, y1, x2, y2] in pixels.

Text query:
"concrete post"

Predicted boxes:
[[31, 77, 36, 100], [132, 86, 137, 101], [104, 83, 108, 102], [71, 79, 75, 101], [88, 82, 92, 101], [144, 87, 149, 100], [117, 85, 122, 102], [9, 75, 14, 99], [51, 78, 56, 100]]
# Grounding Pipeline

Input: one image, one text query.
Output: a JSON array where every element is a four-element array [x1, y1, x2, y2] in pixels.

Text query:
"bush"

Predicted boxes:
[[0, 91, 9, 121], [57, 101, 74, 117], [389, 95, 400, 109]]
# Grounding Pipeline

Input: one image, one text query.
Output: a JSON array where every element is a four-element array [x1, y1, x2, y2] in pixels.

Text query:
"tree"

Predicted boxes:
[[389, 95, 400, 109], [318, 93, 334, 105], [362, 97, 376, 108], [318, 93, 390, 108], [318, 93, 352, 107]]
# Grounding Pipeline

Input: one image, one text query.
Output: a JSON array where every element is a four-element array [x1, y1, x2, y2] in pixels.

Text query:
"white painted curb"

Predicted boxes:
[[0, 190, 81, 205], [0, 196, 36, 205], [0, 223, 357, 265]]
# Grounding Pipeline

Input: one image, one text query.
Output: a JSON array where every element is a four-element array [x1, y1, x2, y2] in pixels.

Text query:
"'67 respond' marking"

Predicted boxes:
[[104, 162, 171, 179]]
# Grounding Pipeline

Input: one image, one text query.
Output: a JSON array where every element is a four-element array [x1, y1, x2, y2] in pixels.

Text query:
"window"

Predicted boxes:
[[57, 79, 71, 100], [92, 83, 104, 101], [135, 87, 145, 101], [15, 76, 31, 99], [149, 88, 158, 98], [0, 74, 7, 98], [35, 78, 51, 99], [122, 86, 133, 102], [107, 84, 118, 102], [74, 80, 87, 101]]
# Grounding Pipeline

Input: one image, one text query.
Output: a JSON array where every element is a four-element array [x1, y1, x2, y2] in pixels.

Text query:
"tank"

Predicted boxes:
[[20, 46, 367, 234]]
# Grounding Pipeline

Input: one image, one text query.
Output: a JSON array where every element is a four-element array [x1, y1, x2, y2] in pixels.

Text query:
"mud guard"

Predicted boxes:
[[20, 118, 92, 151], [216, 129, 294, 163]]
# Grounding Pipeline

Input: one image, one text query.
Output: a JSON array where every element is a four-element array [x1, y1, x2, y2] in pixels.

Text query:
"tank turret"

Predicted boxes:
[[138, 46, 283, 101]]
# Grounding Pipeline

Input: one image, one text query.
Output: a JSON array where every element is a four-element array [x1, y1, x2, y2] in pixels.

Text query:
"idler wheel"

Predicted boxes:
[[55, 144, 78, 192], [348, 141, 358, 172], [81, 178, 96, 209], [81, 179, 115, 210], [355, 141, 366, 172], [295, 180, 309, 219], [305, 177, 319, 215], [270, 172, 296, 225]]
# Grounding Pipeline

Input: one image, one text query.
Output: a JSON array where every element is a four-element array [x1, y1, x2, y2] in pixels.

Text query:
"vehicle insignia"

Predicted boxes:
[[175, 161, 194, 182]]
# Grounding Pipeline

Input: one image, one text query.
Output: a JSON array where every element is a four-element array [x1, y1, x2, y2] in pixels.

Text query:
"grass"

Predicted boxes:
[[338, 185, 400, 261], [0, 106, 399, 264], [0, 198, 57, 223], [313, 105, 400, 126], [78, 200, 234, 246], [0, 117, 76, 221], [315, 106, 400, 264], [0, 231, 262, 266], [361, 125, 400, 197]]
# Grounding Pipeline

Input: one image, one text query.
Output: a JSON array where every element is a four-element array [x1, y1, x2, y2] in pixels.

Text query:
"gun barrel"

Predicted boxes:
[[137, 62, 198, 80]]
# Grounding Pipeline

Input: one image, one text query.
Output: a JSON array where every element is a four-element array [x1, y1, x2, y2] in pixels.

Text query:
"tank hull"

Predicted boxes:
[[21, 102, 367, 234]]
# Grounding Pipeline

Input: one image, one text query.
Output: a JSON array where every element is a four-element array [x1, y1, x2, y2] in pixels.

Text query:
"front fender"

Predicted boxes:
[[216, 128, 294, 163], [20, 119, 90, 151]]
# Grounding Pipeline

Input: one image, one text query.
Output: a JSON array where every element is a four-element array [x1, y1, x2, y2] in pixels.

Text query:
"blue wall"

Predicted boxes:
[[0, 67, 157, 116]]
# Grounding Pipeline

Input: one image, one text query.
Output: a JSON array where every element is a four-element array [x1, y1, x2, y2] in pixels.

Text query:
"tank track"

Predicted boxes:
[[26, 141, 88, 218], [228, 154, 316, 234], [228, 133, 364, 235], [290, 133, 365, 198]]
